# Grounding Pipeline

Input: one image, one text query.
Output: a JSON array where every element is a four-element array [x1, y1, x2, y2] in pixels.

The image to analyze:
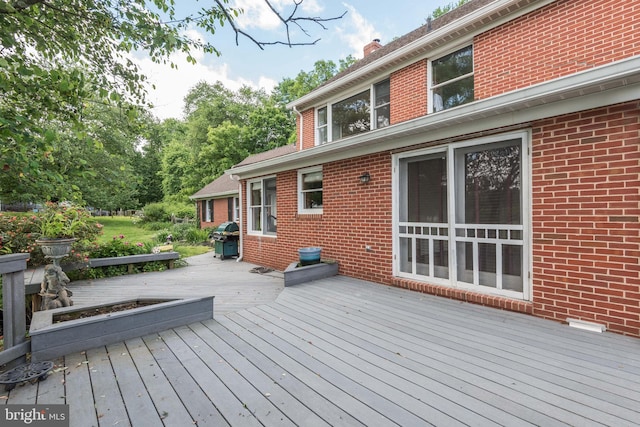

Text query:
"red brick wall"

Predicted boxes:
[[301, 109, 315, 150], [475, 0, 640, 100], [242, 154, 394, 284], [199, 198, 232, 229], [390, 59, 427, 124], [532, 101, 640, 336], [213, 198, 230, 226]]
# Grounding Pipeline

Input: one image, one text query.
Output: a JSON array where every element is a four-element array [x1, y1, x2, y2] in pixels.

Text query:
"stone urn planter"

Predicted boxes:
[[36, 238, 76, 267]]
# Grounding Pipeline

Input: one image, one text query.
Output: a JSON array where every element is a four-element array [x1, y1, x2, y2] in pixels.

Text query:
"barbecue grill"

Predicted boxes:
[[212, 221, 239, 260]]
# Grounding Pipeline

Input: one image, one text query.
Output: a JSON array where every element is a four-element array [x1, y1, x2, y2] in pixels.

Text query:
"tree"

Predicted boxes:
[[133, 118, 184, 206], [429, 0, 471, 20], [0, 0, 344, 203], [272, 56, 357, 105]]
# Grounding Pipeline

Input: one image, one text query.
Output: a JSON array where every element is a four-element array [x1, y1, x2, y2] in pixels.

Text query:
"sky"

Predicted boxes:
[[134, 0, 458, 121]]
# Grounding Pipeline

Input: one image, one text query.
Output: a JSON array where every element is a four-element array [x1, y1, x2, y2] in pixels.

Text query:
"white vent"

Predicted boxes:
[[567, 318, 606, 333]]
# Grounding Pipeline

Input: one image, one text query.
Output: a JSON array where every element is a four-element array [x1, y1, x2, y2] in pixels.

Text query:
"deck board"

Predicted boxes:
[[64, 351, 99, 427], [238, 307, 476, 426], [187, 321, 332, 427], [86, 346, 130, 426], [277, 280, 640, 425], [217, 313, 400, 427], [4, 275, 640, 426], [282, 280, 640, 385], [105, 341, 162, 427], [123, 337, 193, 427], [141, 332, 229, 427], [198, 319, 361, 427]]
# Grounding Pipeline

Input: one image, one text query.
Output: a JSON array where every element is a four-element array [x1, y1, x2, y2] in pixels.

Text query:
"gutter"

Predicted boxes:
[[292, 105, 303, 151], [236, 55, 640, 179], [229, 174, 243, 262]]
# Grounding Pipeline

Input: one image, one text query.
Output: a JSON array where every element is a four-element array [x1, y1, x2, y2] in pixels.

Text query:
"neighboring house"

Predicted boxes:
[[190, 174, 240, 228], [228, 0, 640, 336]]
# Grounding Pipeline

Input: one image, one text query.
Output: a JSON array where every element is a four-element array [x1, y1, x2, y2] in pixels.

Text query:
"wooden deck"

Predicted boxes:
[[3, 275, 640, 426]]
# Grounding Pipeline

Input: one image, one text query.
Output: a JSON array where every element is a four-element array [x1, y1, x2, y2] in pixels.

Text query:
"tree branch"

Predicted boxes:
[[1, 0, 45, 13], [213, 0, 346, 49]]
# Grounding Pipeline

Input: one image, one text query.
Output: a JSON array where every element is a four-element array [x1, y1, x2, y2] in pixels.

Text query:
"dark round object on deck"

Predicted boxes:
[[0, 361, 54, 391]]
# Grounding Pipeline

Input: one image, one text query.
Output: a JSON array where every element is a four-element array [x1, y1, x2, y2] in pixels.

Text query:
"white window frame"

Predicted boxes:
[[373, 79, 390, 129], [316, 107, 328, 146], [298, 166, 323, 215], [392, 130, 531, 301], [233, 196, 240, 222], [247, 176, 277, 236], [428, 44, 474, 113], [314, 78, 390, 145], [205, 199, 213, 222]]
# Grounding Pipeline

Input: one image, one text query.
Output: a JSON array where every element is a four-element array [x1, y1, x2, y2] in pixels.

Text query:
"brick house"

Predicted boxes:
[[190, 174, 240, 229], [227, 0, 640, 336]]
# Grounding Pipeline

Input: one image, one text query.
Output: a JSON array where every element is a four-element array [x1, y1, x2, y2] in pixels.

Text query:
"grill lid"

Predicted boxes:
[[215, 221, 239, 234]]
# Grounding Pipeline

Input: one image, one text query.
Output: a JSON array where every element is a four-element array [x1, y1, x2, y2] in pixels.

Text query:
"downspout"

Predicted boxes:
[[292, 105, 303, 151], [230, 174, 243, 262]]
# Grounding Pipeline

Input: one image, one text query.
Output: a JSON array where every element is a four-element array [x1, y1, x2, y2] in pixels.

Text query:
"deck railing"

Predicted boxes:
[[0, 253, 30, 367]]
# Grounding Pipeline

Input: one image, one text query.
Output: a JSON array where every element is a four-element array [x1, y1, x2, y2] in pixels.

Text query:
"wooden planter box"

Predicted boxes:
[[284, 261, 339, 287], [29, 296, 214, 361]]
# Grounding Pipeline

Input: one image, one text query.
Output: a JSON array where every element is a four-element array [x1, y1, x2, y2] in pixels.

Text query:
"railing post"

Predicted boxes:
[[0, 253, 30, 365]]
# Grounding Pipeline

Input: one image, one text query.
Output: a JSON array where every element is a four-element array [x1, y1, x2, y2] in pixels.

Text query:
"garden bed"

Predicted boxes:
[[29, 296, 214, 361]]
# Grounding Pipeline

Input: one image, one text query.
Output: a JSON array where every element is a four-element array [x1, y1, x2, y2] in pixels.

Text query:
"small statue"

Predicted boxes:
[[39, 264, 74, 310]]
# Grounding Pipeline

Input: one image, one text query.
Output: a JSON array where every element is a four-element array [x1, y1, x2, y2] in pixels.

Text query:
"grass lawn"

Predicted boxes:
[[95, 216, 155, 244], [94, 216, 211, 258]]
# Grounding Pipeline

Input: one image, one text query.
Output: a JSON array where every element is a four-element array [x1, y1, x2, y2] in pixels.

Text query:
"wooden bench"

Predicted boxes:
[[89, 251, 180, 274]]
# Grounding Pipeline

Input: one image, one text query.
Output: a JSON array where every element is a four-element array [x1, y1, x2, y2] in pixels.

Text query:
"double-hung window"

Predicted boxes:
[[331, 90, 371, 140], [315, 78, 390, 145], [374, 79, 390, 129], [298, 167, 323, 214], [316, 107, 328, 144], [431, 45, 474, 112], [248, 177, 277, 235], [205, 200, 213, 222], [395, 131, 529, 300]]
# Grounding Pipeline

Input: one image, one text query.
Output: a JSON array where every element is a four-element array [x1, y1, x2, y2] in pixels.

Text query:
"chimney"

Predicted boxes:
[[363, 38, 382, 56]]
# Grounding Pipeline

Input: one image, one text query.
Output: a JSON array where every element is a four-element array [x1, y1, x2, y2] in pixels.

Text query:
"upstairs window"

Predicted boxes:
[[332, 90, 370, 140], [315, 78, 390, 145], [298, 167, 323, 214], [374, 79, 390, 129], [431, 45, 474, 112], [316, 107, 328, 144]]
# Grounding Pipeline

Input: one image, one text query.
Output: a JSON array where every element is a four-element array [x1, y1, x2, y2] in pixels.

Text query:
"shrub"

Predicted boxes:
[[185, 227, 210, 244], [139, 202, 195, 224], [140, 203, 171, 223], [0, 209, 102, 267], [142, 221, 171, 231], [171, 204, 195, 219], [89, 235, 148, 258]]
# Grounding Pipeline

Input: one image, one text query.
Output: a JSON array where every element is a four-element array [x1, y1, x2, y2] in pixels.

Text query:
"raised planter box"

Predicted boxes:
[[284, 260, 339, 287], [29, 296, 214, 361]]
